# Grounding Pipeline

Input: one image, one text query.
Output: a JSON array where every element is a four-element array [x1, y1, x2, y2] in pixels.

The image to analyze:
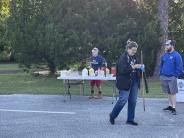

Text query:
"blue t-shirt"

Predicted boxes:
[[160, 50, 183, 77], [90, 55, 105, 71]]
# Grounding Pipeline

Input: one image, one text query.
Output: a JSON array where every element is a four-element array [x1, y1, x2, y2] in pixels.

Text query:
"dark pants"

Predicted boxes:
[[110, 79, 138, 121]]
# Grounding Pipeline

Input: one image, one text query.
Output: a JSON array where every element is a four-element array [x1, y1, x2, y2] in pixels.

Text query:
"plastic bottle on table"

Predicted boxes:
[[106, 68, 110, 76], [89, 68, 95, 76], [82, 68, 88, 77]]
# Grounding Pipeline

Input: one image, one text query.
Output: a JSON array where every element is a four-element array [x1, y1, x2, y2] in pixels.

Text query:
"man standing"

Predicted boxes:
[[160, 39, 183, 115], [89, 47, 106, 99]]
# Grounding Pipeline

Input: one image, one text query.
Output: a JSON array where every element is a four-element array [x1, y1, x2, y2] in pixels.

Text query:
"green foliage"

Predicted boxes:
[[169, 0, 184, 61], [137, 22, 160, 76], [5, 0, 183, 75], [0, 0, 12, 62]]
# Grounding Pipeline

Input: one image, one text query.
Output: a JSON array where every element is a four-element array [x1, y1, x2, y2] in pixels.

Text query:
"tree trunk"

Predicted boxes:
[[48, 62, 56, 75], [10, 0, 16, 15], [153, 0, 169, 77], [44, 56, 56, 75]]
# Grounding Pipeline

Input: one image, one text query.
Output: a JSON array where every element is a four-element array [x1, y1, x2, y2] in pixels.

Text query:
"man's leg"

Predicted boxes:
[[168, 94, 172, 107], [170, 94, 176, 108], [169, 94, 177, 115], [89, 80, 95, 98], [163, 94, 173, 111], [168, 77, 178, 115], [95, 80, 102, 99], [160, 77, 173, 111]]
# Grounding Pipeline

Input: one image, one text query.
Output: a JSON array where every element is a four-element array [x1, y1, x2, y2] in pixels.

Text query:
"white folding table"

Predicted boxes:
[[57, 76, 117, 103]]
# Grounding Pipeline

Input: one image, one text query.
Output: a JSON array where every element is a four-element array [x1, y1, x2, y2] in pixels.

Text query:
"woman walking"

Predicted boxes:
[[109, 40, 143, 126]]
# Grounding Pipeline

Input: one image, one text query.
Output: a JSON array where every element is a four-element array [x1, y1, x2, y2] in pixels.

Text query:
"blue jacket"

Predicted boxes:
[[160, 50, 183, 77]]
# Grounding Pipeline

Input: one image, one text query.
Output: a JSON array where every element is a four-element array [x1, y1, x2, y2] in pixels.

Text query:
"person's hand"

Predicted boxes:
[[132, 64, 142, 69], [105, 62, 107, 67], [140, 64, 145, 72]]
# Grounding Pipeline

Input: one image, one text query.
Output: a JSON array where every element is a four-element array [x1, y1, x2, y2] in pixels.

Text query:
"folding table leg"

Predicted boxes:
[[63, 80, 71, 102], [112, 80, 117, 104], [63, 81, 67, 102], [67, 80, 71, 100], [82, 81, 85, 96], [112, 81, 115, 104]]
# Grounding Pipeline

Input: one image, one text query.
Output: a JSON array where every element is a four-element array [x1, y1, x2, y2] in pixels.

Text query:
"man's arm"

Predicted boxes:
[[159, 55, 164, 76], [175, 54, 183, 77]]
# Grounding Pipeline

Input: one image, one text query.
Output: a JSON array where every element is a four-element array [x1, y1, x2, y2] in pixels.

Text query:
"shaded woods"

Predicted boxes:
[[1, 0, 184, 76]]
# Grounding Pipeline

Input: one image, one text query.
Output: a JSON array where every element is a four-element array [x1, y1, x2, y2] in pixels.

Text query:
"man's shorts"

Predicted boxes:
[[90, 80, 101, 87], [160, 76, 178, 94]]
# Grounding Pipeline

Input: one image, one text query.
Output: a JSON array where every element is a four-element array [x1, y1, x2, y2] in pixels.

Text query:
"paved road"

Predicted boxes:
[[0, 95, 184, 138]]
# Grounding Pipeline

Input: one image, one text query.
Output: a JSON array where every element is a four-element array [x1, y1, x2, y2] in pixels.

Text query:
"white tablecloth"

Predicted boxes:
[[57, 75, 117, 103], [57, 76, 116, 81], [177, 79, 184, 102]]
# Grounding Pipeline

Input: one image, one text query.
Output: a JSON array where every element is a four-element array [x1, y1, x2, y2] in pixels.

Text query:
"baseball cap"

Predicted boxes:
[[164, 40, 176, 46]]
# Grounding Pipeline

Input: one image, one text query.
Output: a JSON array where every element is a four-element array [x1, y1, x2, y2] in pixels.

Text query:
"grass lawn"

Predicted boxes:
[[0, 63, 166, 98], [0, 63, 19, 70]]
